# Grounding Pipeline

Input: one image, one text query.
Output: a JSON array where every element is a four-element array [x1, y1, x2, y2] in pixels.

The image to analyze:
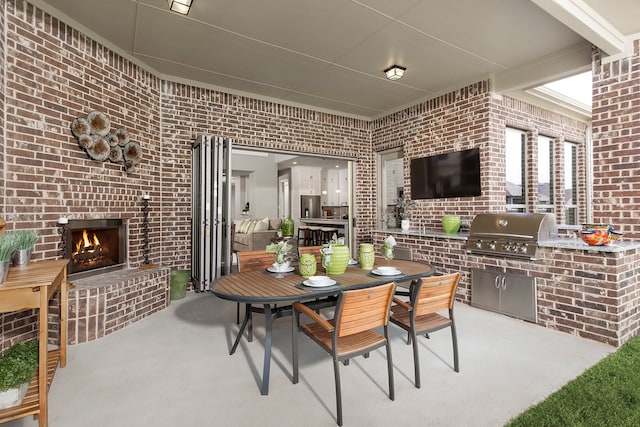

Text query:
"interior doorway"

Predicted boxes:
[[377, 149, 404, 229]]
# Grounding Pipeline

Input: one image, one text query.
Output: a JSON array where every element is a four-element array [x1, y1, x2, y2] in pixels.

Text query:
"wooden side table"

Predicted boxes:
[[0, 259, 68, 427]]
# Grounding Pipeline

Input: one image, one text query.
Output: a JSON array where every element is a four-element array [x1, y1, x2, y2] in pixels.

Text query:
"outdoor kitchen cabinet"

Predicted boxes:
[[471, 268, 537, 323]]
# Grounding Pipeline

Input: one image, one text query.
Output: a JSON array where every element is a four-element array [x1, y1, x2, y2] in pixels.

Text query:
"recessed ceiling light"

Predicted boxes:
[[384, 65, 406, 81], [168, 0, 192, 15]]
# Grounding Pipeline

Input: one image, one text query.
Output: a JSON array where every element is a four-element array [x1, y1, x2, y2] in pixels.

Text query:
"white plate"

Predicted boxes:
[[372, 268, 402, 276], [348, 259, 358, 265], [267, 266, 295, 273], [303, 279, 337, 287]]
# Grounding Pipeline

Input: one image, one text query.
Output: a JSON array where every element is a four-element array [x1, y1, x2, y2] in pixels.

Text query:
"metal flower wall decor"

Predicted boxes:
[[70, 111, 142, 173]]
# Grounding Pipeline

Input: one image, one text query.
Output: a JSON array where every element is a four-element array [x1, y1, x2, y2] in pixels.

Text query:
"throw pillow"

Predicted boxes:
[[246, 219, 260, 233], [239, 219, 254, 233], [254, 218, 269, 232]]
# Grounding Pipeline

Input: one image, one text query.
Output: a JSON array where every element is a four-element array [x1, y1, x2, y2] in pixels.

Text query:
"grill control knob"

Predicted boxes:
[[474, 241, 482, 249], [488, 241, 496, 250]]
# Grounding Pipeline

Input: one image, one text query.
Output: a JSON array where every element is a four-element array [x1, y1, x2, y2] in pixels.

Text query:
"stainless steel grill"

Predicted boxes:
[[465, 213, 557, 260]]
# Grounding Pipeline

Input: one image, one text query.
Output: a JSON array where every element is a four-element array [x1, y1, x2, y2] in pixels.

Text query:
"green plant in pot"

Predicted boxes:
[[10, 230, 38, 266], [0, 232, 19, 284], [0, 339, 39, 409]]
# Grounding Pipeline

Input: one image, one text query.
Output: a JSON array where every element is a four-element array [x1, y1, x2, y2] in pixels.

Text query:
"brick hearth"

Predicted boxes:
[[66, 267, 170, 344]]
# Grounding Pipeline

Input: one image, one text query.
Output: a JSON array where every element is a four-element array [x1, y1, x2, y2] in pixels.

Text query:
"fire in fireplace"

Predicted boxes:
[[63, 219, 127, 278]]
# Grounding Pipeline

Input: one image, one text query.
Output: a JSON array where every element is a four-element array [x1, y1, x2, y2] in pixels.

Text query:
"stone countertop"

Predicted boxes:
[[373, 228, 469, 240], [538, 238, 640, 252], [300, 218, 349, 225], [374, 229, 640, 252]]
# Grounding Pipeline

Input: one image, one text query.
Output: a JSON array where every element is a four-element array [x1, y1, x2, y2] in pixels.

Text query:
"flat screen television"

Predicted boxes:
[[410, 148, 481, 199]]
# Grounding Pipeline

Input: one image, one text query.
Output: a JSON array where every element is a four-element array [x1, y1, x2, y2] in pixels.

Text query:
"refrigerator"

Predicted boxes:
[[300, 195, 321, 218]]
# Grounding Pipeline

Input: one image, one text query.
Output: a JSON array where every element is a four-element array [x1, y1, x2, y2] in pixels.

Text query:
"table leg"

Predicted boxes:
[[230, 303, 252, 355], [39, 287, 49, 427], [261, 303, 273, 395]]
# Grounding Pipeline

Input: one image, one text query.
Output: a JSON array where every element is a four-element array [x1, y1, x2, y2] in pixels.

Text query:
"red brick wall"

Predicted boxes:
[[160, 82, 371, 262], [3, 0, 635, 352], [592, 40, 640, 236], [373, 230, 640, 347], [1, 0, 6, 218], [370, 83, 588, 232], [2, 0, 162, 269]]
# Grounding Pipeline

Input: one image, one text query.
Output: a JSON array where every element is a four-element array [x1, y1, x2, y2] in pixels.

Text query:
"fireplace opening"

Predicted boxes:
[[64, 219, 127, 279]]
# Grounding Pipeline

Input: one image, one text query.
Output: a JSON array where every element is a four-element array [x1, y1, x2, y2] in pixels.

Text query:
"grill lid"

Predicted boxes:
[[466, 213, 557, 259]]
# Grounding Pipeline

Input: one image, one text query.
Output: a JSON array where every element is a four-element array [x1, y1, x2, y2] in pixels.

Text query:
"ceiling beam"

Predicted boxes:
[[492, 41, 592, 93], [532, 0, 626, 55]]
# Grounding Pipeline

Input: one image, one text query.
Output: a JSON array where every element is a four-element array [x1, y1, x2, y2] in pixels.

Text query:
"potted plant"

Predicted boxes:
[[10, 230, 38, 266], [0, 339, 38, 409], [395, 196, 417, 230], [0, 232, 18, 284]]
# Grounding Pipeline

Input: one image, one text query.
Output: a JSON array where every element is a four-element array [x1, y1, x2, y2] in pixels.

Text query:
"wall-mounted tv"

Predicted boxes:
[[410, 148, 481, 199]]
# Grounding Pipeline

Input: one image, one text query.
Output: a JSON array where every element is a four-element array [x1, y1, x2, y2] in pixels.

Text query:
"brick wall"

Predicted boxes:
[[592, 40, 640, 236], [67, 268, 170, 344], [369, 83, 588, 233], [0, 0, 6, 217], [159, 82, 371, 259], [2, 0, 636, 351], [373, 231, 640, 347], [2, 0, 162, 269]]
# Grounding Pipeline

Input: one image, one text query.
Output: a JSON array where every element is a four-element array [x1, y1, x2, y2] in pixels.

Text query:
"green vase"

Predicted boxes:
[[359, 243, 375, 270], [282, 216, 294, 237], [298, 253, 317, 278], [442, 215, 461, 234], [170, 270, 190, 300], [325, 244, 349, 275]]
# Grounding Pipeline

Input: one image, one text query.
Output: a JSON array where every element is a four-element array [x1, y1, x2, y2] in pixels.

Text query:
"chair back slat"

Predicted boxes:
[[298, 245, 323, 264], [336, 282, 395, 337], [394, 247, 413, 261], [237, 250, 275, 272], [413, 273, 460, 317]]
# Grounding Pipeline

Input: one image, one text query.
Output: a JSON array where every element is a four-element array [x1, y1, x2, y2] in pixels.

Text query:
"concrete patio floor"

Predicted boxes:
[[5, 291, 613, 427]]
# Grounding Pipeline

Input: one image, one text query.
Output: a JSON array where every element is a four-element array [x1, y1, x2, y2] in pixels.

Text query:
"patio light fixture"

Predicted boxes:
[[168, 0, 193, 15], [384, 65, 406, 81]]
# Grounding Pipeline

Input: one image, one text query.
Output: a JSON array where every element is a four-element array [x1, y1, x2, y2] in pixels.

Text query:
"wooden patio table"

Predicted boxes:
[[212, 259, 435, 395]]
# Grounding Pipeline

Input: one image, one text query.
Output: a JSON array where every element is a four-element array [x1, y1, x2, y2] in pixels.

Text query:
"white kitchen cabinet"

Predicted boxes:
[[297, 166, 321, 195], [338, 168, 348, 204]]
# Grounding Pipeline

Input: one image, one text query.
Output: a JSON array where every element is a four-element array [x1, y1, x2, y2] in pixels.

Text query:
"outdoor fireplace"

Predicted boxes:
[[63, 219, 127, 278]]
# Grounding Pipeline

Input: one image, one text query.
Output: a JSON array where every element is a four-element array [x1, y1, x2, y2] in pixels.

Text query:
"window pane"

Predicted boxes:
[[538, 136, 554, 206], [506, 128, 526, 206], [564, 142, 578, 225]]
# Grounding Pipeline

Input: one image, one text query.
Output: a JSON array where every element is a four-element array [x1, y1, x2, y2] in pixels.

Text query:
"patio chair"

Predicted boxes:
[[292, 282, 396, 426], [389, 272, 460, 388], [235, 250, 275, 324], [393, 246, 414, 296], [298, 245, 323, 264]]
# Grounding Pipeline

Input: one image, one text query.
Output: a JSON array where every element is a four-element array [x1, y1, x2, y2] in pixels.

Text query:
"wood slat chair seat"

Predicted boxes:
[[293, 282, 396, 426], [389, 272, 461, 388]]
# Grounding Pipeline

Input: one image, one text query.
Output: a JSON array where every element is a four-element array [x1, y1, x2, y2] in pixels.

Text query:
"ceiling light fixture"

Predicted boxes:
[[384, 65, 406, 81], [168, 0, 193, 15]]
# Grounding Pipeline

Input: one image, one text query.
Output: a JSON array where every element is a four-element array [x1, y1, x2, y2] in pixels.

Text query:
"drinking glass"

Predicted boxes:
[[275, 252, 286, 278], [382, 246, 394, 265]]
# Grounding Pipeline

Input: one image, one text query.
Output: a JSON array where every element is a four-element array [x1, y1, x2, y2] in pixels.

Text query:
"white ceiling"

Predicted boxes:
[[33, 0, 640, 119]]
